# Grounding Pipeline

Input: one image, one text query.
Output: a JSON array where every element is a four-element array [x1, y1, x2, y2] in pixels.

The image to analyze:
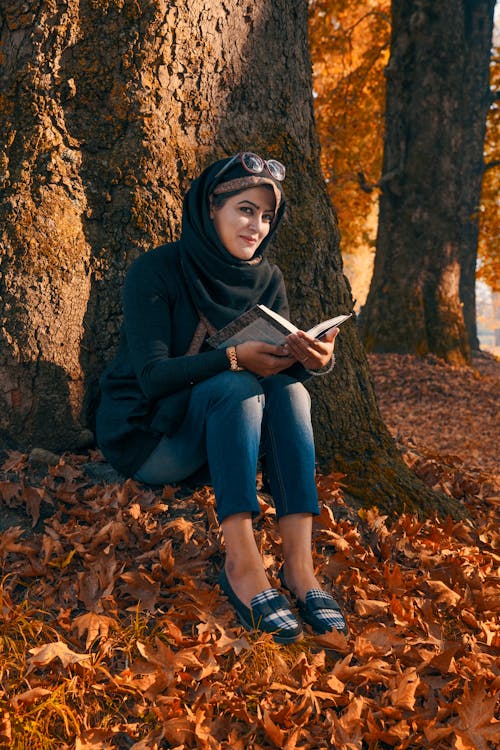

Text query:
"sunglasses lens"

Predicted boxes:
[[241, 152, 264, 173], [266, 159, 286, 181]]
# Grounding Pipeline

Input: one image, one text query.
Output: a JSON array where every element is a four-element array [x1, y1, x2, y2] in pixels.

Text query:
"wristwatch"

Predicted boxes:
[[226, 345, 245, 371]]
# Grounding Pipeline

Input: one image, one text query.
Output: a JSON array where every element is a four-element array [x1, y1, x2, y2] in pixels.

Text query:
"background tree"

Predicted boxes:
[[478, 42, 500, 292], [0, 0, 453, 514], [359, 0, 496, 364]]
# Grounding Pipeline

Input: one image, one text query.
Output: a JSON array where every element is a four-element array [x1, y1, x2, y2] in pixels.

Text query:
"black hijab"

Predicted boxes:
[[179, 156, 287, 331]]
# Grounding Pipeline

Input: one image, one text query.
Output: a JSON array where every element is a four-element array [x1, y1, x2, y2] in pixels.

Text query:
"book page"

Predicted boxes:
[[307, 314, 352, 339]]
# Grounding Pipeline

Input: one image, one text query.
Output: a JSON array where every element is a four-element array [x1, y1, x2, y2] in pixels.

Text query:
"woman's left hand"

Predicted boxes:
[[282, 328, 338, 370]]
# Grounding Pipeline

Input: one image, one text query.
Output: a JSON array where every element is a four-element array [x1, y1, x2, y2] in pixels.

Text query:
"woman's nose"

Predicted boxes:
[[250, 214, 265, 233]]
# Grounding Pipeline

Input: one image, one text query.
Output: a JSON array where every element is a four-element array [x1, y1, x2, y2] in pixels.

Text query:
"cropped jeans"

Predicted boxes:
[[134, 371, 319, 523]]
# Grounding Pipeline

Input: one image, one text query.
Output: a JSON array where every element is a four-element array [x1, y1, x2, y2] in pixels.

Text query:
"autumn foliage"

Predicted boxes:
[[309, 0, 390, 254], [309, 1, 500, 293], [1, 349, 499, 750], [478, 45, 500, 292]]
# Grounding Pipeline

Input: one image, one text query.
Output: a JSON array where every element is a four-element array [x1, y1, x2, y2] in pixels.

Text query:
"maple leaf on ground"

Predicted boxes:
[[354, 624, 406, 658], [427, 645, 460, 674], [90, 518, 131, 548], [382, 562, 406, 594], [27, 641, 92, 671], [48, 460, 84, 483], [423, 721, 455, 744], [310, 628, 350, 653], [453, 678, 500, 750], [154, 709, 194, 746], [354, 598, 389, 617], [426, 579, 462, 607], [72, 612, 118, 649], [0, 480, 22, 504], [259, 707, 286, 747], [213, 625, 251, 655], [120, 570, 160, 611], [74, 729, 115, 749], [22, 484, 50, 527], [77, 553, 119, 610], [1, 451, 28, 472], [158, 539, 175, 575], [41, 532, 65, 565], [10, 687, 51, 710], [0, 526, 35, 560], [326, 674, 346, 694], [163, 517, 197, 543], [328, 695, 366, 748], [136, 637, 177, 672], [388, 666, 420, 711]]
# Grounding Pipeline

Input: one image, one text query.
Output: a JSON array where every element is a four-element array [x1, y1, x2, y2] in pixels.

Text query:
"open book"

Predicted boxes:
[[207, 304, 352, 348]]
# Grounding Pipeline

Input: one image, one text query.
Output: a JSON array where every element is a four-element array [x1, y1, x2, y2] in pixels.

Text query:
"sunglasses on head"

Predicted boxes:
[[213, 152, 286, 183]]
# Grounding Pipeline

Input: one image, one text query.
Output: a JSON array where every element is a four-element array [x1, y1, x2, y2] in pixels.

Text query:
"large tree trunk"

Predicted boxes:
[[0, 0, 454, 515], [360, 0, 495, 364]]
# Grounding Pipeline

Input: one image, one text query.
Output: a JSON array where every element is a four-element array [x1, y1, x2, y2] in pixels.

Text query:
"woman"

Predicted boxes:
[[96, 152, 348, 643]]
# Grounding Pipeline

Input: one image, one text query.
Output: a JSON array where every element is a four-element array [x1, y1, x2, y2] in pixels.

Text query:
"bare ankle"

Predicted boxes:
[[224, 559, 270, 606], [282, 562, 320, 601]]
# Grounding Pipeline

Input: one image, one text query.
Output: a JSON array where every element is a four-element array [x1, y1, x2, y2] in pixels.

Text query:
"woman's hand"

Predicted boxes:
[[282, 328, 338, 370], [235, 341, 297, 377]]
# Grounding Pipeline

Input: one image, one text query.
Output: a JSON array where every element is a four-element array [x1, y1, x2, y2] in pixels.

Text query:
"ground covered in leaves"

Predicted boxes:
[[0, 353, 498, 749]]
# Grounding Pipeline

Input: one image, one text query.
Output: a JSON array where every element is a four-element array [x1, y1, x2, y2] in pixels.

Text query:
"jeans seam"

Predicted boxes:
[[265, 420, 289, 516]]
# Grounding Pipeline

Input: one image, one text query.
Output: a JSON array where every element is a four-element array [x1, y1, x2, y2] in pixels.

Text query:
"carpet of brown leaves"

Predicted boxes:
[[0, 354, 498, 749]]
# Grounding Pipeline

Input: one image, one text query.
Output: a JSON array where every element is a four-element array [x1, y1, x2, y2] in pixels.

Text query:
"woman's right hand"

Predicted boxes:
[[235, 341, 296, 377]]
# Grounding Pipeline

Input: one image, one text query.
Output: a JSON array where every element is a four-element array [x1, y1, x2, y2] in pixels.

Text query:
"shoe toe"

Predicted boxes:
[[218, 568, 302, 643]]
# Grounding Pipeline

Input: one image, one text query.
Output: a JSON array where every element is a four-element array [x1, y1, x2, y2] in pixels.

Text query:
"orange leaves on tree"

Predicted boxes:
[[309, 0, 390, 254]]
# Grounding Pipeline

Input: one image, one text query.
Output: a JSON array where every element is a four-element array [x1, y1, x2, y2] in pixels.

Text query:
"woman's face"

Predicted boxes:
[[210, 186, 276, 260]]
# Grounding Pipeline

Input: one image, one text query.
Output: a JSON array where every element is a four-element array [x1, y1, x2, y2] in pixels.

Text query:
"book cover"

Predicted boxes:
[[207, 305, 352, 349]]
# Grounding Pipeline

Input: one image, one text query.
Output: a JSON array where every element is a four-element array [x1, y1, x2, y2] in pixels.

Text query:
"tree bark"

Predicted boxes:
[[359, 0, 495, 364], [0, 0, 456, 516]]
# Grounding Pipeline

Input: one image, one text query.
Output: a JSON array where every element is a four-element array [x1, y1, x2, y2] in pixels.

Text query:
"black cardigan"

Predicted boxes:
[[96, 242, 294, 476]]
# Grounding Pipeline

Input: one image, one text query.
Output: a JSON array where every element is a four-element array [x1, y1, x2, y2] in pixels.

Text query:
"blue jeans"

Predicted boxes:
[[134, 371, 319, 523]]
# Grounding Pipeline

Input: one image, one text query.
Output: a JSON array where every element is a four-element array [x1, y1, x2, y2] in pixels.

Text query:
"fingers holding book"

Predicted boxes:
[[236, 340, 296, 376], [283, 328, 338, 370]]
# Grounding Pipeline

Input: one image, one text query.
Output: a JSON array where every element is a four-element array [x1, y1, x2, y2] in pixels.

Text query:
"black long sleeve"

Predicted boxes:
[[96, 242, 293, 476]]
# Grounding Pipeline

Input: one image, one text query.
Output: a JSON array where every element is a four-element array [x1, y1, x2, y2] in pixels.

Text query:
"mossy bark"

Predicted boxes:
[[359, 0, 495, 364], [0, 0, 458, 516]]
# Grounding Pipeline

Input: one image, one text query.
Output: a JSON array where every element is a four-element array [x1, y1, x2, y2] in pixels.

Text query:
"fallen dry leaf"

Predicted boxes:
[[119, 570, 160, 612], [453, 679, 500, 749], [27, 641, 92, 670], [10, 688, 51, 710], [72, 612, 117, 649], [0, 353, 498, 748], [354, 598, 389, 617], [426, 579, 462, 607], [388, 666, 420, 711]]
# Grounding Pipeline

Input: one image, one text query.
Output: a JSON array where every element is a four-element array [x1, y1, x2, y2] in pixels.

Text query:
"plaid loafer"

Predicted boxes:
[[298, 589, 348, 635], [218, 567, 303, 644], [278, 568, 348, 635]]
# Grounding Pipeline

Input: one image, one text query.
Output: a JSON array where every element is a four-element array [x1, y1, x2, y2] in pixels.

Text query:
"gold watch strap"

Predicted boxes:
[[226, 345, 244, 371]]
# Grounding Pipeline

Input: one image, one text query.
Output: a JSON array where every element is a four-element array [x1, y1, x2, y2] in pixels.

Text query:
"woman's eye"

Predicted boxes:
[[240, 206, 252, 215], [263, 215, 273, 224]]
